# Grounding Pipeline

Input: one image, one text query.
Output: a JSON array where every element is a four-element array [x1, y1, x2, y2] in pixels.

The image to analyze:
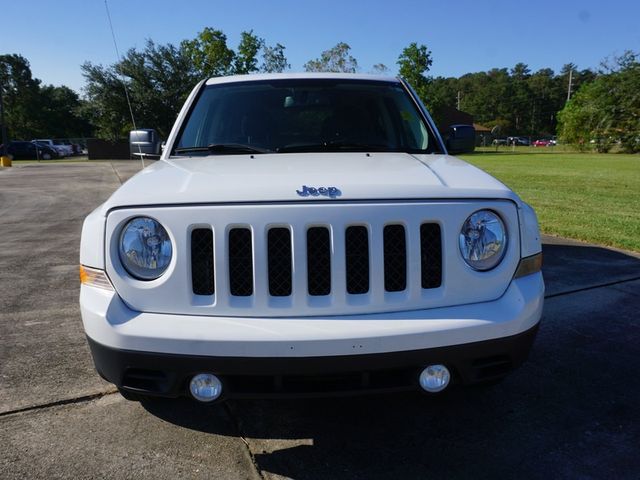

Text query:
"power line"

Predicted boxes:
[[104, 0, 144, 169]]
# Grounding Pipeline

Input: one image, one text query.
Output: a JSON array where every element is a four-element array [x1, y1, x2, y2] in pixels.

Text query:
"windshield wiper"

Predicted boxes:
[[276, 141, 396, 153], [174, 143, 272, 155]]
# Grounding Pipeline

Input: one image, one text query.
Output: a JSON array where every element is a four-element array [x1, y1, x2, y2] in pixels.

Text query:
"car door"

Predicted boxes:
[[26, 142, 38, 158], [10, 142, 28, 159]]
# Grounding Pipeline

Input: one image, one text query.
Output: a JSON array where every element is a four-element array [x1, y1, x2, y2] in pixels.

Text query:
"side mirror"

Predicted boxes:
[[445, 125, 476, 155], [130, 129, 162, 159]]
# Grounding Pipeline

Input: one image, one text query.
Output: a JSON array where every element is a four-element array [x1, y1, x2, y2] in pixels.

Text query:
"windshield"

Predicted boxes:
[[173, 79, 441, 155]]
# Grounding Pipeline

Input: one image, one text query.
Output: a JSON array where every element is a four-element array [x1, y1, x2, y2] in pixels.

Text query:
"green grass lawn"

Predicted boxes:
[[460, 150, 640, 253]]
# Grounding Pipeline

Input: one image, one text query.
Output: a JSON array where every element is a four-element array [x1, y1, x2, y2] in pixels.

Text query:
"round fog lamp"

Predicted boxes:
[[419, 365, 451, 393], [189, 373, 223, 402]]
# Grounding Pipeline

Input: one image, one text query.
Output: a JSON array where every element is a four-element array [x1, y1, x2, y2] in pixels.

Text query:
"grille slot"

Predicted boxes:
[[191, 228, 214, 295], [345, 226, 370, 294], [420, 223, 442, 289], [383, 224, 407, 292], [268, 228, 293, 296], [228, 228, 253, 296], [188, 214, 446, 308], [307, 227, 331, 296]]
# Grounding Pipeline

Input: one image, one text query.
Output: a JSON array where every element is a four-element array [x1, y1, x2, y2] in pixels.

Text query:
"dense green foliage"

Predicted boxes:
[[83, 40, 197, 140], [558, 52, 640, 153], [0, 54, 91, 140], [80, 28, 291, 140], [462, 151, 640, 252], [261, 43, 290, 73], [397, 43, 432, 99], [421, 63, 595, 136]]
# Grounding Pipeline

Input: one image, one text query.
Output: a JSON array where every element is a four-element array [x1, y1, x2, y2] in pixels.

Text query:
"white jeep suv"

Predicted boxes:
[[79, 73, 544, 402]]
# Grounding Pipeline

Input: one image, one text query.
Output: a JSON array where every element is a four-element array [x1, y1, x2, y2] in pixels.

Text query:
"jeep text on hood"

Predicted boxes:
[[80, 73, 544, 403]]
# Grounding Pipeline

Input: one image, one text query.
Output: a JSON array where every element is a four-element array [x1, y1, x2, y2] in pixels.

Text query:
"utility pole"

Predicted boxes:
[[530, 102, 536, 140], [457, 90, 461, 110], [0, 82, 8, 155], [566, 68, 573, 102]]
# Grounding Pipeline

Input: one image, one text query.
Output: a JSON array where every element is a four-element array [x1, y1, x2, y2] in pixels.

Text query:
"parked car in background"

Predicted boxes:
[[4, 141, 60, 160], [33, 139, 68, 157], [492, 137, 508, 146], [532, 139, 551, 147], [507, 136, 530, 146], [54, 139, 75, 156], [32, 141, 63, 158]]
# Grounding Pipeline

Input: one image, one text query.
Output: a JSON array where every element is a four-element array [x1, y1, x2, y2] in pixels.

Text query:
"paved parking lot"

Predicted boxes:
[[1, 161, 639, 479]]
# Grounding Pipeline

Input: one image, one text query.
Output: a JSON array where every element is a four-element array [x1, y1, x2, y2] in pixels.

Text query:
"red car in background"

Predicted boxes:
[[533, 139, 551, 147]]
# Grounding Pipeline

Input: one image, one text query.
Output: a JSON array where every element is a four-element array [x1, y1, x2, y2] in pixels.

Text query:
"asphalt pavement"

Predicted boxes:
[[1, 161, 639, 479]]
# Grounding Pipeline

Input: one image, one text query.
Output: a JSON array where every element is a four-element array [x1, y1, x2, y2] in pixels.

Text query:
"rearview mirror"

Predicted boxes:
[[444, 125, 476, 155]]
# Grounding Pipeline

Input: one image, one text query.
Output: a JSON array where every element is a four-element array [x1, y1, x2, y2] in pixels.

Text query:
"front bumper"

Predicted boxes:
[[81, 272, 544, 398], [88, 325, 539, 398]]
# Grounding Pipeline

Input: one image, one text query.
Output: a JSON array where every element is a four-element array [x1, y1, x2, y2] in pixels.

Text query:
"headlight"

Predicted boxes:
[[459, 210, 507, 271], [119, 217, 172, 280]]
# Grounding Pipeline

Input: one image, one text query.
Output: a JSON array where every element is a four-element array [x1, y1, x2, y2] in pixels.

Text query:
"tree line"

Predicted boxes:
[[1, 27, 638, 152], [0, 54, 92, 140]]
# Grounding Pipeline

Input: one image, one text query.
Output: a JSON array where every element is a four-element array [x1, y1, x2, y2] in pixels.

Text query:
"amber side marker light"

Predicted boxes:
[[80, 265, 114, 290], [514, 252, 543, 279]]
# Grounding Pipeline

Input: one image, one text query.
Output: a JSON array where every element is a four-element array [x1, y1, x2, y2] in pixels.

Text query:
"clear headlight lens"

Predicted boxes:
[[459, 210, 507, 271], [118, 217, 172, 280]]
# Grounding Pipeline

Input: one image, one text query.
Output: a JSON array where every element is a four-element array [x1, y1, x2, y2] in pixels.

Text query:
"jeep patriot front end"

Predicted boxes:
[[80, 74, 544, 402]]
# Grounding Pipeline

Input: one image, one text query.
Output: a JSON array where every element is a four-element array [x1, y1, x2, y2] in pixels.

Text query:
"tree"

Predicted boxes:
[[119, 40, 198, 137], [234, 31, 264, 75], [261, 43, 290, 73], [420, 62, 595, 137], [397, 43, 432, 99], [371, 63, 389, 74], [0, 54, 41, 139], [81, 62, 133, 141], [558, 51, 640, 152], [0, 54, 90, 140], [82, 39, 197, 140], [38, 85, 93, 138], [181, 28, 235, 78], [526, 68, 564, 136], [81, 28, 290, 140], [423, 75, 458, 125], [509, 63, 532, 132], [304, 42, 358, 73]]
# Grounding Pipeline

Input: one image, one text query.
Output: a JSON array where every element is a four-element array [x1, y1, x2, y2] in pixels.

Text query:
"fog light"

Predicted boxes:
[[419, 365, 451, 393], [189, 373, 222, 402]]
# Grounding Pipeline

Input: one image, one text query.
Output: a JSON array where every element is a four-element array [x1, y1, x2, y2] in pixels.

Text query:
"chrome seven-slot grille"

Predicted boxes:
[[190, 223, 442, 298]]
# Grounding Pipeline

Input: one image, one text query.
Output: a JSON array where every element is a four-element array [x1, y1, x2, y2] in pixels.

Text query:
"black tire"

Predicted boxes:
[[42, 152, 51, 160]]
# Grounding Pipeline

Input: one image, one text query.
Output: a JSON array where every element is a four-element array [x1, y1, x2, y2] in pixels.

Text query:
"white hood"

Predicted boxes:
[[102, 152, 519, 211]]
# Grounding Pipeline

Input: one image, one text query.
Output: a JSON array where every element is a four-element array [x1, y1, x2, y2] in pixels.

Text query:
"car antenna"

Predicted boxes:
[[103, 0, 145, 170]]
